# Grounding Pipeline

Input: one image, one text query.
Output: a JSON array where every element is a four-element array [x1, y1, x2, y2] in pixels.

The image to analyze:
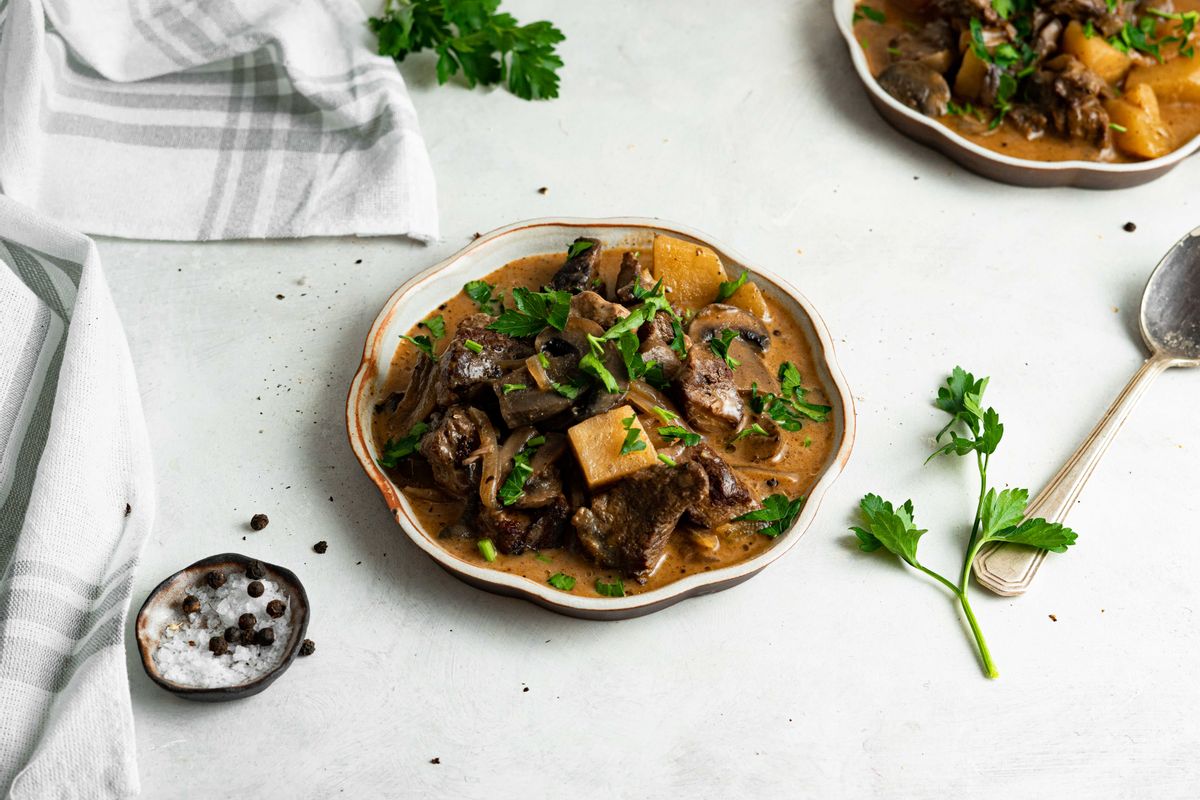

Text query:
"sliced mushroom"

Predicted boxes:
[[569, 290, 630, 330], [876, 61, 951, 118], [728, 339, 777, 394], [687, 303, 771, 351], [725, 416, 786, 464]]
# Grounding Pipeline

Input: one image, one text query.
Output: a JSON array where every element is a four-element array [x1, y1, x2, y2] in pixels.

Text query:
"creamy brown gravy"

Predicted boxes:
[[854, 0, 1200, 162], [373, 249, 835, 596]]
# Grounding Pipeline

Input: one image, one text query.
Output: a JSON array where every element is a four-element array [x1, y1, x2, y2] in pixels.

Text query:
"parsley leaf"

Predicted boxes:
[[732, 423, 770, 442], [709, 329, 741, 369], [463, 279, 498, 313], [595, 578, 625, 597], [378, 421, 429, 468], [658, 425, 701, 447], [650, 405, 679, 424], [400, 334, 435, 359], [369, 0, 565, 101], [989, 518, 1077, 553], [501, 383, 527, 395], [851, 494, 924, 565], [716, 270, 749, 302], [735, 493, 805, 538], [488, 287, 571, 337], [547, 572, 576, 591], [619, 415, 646, 456], [551, 375, 589, 400], [498, 437, 543, 506], [617, 331, 668, 389], [567, 239, 594, 259], [853, 4, 886, 23]]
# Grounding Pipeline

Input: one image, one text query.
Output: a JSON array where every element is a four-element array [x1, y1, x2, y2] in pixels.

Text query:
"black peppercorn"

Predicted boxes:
[[250, 513, 269, 531], [247, 580, 264, 598], [205, 570, 226, 589], [209, 636, 228, 656], [245, 560, 265, 579], [266, 599, 286, 618], [1123, 221, 1137, 233], [238, 612, 256, 630], [255, 627, 275, 646], [299, 639, 316, 657], [224, 626, 240, 643], [239, 629, 257, 646], [313, 540, 328, 554], [181, 595, 201, 615]]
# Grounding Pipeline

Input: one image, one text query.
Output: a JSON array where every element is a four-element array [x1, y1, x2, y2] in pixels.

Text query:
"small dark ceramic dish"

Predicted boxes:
[[832, 0, 1200, 188], [135, 553, 310, 702]]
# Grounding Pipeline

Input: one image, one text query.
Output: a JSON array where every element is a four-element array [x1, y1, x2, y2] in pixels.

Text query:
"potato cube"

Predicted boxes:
[[726, 280, 771, 322], [1062, 20, 1132, 84], [567, 405, 657, 489], [954, 48, 988, 101], [1127, 53, 1200, 103], [652, 234, 729, 313], [1106, 83, 1172, 159]]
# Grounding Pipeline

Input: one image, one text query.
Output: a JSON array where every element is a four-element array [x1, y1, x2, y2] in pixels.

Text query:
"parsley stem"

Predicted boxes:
[[961, 451, 989, 590], [957, 588, 999, 679], [914, 562, 959, 595]]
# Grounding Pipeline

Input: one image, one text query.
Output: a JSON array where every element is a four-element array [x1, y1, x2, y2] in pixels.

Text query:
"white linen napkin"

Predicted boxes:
[[0, 195, 153, 798], [0, 0, 439, 241]]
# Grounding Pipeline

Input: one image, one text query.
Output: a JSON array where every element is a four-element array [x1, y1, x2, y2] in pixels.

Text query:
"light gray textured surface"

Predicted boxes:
[[102, 1, 1200, 797]]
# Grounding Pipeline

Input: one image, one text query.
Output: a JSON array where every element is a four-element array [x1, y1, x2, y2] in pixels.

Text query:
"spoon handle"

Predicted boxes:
[[973, 354, 1172, 596]]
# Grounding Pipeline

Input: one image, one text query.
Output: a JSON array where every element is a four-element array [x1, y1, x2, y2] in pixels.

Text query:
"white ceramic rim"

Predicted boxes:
[[831, 0, 1200, 175], [346, 217, 856, 615]]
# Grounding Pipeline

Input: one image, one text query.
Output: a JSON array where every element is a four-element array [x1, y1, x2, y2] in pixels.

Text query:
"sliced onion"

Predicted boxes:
[[526, 354, 553, 391], [627, 380, 686, 425], [467, 408, 500, 509]]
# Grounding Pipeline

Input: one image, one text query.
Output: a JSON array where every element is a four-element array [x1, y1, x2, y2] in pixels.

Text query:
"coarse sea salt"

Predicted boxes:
[[153, 573, 293, 688]]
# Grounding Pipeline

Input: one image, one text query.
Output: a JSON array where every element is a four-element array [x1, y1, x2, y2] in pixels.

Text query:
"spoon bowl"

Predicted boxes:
[[1141, 227, 1200, 364]]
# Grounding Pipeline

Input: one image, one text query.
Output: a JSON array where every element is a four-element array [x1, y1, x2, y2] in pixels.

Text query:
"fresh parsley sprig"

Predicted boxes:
[[487, 287, 571, 337], [852, 367, 1079, 679], [369, 0, 565, 100]]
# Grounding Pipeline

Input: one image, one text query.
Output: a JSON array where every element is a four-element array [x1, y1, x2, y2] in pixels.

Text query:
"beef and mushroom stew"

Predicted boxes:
[[855, 0, 1200, 162], [373, 235, 834, 597]]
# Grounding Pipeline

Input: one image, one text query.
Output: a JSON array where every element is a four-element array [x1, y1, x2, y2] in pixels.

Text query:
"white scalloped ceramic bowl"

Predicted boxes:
[[833, 0, 1200, 188], [346, 218, 855, 619]]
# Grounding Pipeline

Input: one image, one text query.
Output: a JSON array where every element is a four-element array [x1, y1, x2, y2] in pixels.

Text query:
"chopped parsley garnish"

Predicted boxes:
[[551, 375, 589, 400], [377, 421, 429, 468], [709, 329, 741, 369], [534, 552, 553, 563], [669, 316, 688, 359], [464, 339, 484, 354], [567, 239, 595, 259], [600, 279, 680, 344], [547, 572, 576, 591], [617, 331, 668, 389], [716, 270, 749, 302], [463, 280, 499, 314], [751, 362, 831, 430], [619, 415, 646, 456], [650, 405, 679, 424], [1110, 122, 1128, 133], [595, 578, 625, 597], [537, 351, 551, 369], [657, 453, 678, 467], [501, 383, 528, 394], [658, 425, 701, 447], [420, 315, 446, 340], [852, 4, 885, 24], [400, 334, 436, 359], [498, 437, 544, 506], [477, 538, 498, 562], [579, 334, 621, 393], [369, 0, 565, 101], [735, 493, 805, 538], [487, 287, 571, 337], [732, 423, 770, 442]]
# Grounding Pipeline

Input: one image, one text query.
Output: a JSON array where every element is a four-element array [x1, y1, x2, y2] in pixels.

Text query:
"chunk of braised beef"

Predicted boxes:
[[1024, 55, 1112, 148], [877, 61, 951, 117], [1046, 0, 1133, 36], [676, 348, 743, 433], [494, 366, 573, 427], [417, 405, 481, 495], [639, 312, 685, 381], [572, 462, 709, 581], [930, 0, 1006, 27], [550, 238, 602, 293], [887, 18, 956, 74], [681, 444, 756, 529], [479, 496, 571, 555], [1007, 104, 1049, 140], [615, 251, 655, 303], [436, 313, 534, 405], [569, 290, 631, 330]]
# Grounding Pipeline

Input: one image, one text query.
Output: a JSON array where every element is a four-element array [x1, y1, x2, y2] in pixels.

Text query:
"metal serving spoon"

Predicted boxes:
[[973, 227, 1200, 596]]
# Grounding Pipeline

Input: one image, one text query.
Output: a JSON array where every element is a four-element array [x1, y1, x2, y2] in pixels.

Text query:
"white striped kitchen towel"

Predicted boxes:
[[0, 0, 438, 241], [0, 194, 153, 798]]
